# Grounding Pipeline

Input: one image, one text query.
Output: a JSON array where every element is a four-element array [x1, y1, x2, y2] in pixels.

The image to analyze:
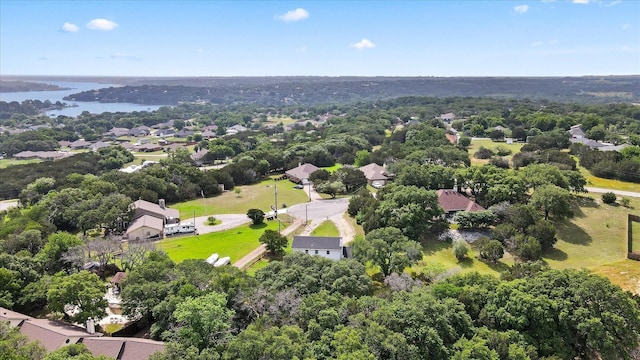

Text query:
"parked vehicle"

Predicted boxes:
[[165, 221, 197, 236], [205, 253, 219, 265], [213, 256, 230, 267]]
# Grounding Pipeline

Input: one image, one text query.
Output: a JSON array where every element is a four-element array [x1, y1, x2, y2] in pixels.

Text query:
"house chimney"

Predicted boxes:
[[86, 318, 95, 334], [159, 199, 165, 209], [453, 178, 459, 192]]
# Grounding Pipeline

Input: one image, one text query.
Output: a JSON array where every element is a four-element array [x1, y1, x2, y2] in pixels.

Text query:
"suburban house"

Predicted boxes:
[[155, 129, 176, 137], [191, 148, 209, 164], [126, 199, 179, 240], [89, 141, 112, 152], [440, 113, 456, 122], [69, 139, 92, 149], [359, 163, 392, 187], [568, 124, 585, 139], [0, 307, 165, 359], [436, 189, 485, 216], [292, 236, 351, 260], [285, 163, 319, 184], [175, 129, 194, 138], [135, 143, 163, 152], [105, 127, 130, 138], [13, 151, 70, 161], [226, 124, 248, 135], [201, 130, 217, 139]]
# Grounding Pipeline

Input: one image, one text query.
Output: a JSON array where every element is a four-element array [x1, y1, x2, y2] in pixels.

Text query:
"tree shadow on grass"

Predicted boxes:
[[249, 223, 268, 230], [572, 195, 599, 218], [554, 219, 592, 245], [457, 257, 474, 269], [479, 258, 512, 273], [422, 239, 452, 255], [543, 247, 568, 261]]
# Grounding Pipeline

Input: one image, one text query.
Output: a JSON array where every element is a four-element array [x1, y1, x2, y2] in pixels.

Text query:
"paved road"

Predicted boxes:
[[191, 214, 251, 235], [287, 198, 349, 222], [0, 201, 18, 211], [586, 187, 640, 198]]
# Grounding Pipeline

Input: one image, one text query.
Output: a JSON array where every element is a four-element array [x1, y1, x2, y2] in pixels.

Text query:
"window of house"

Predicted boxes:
[[314, 250, 318, 254], [326, 250, 330, 255], [305, 250, 308, 254]]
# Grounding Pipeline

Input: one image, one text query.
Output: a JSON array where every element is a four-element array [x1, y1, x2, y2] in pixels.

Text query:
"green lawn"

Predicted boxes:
[[415, 239, 516, 277], [577, 165, 640, 192], [468, 139, 524, 166], [266, 116, 298, 125], [632, 220, 640, 254], [158, 220, 286, 263], [0, 158, 41, 168], [322, 163, 344, 173], [410, 194, 640, 292], [246, 258, 271, 275], [173, 177, 310, 218], [310, 221, 340, 237]]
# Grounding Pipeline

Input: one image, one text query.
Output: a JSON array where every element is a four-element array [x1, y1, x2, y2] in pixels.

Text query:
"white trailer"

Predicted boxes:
[[164, 222, 197, 236]]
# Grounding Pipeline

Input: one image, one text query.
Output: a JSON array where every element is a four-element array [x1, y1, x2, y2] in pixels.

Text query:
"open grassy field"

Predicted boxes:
[[592, 259, 640, 295], [411, 194, 640, 293], [468, 139, 524, 166], [415, 239, 516, 276], [173, 177, 310, 218], [577, 165, 640, 192], [322, 163, 344, 173], [266, 116, 298, 125], [310, 220, 340, 237], [632, 220, 640, 253], [158, 220, 285, 263], [0, 158, 41, 168]]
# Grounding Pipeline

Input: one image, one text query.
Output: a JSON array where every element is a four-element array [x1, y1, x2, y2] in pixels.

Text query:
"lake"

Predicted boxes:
[[0, 80, 168, 117]]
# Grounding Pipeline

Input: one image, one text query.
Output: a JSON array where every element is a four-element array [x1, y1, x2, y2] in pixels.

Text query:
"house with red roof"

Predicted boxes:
[[436, 189, 485, 216]]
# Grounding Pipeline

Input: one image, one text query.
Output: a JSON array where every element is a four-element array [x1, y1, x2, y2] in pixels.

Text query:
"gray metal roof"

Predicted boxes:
[[292, 236, 342, 250]]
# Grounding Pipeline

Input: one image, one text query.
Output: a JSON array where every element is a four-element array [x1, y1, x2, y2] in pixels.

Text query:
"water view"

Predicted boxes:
[[0, 80, 168, 117]]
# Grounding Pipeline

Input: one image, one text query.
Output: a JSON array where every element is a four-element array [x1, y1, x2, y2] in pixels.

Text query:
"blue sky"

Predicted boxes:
[[1, 0, 638, 77]]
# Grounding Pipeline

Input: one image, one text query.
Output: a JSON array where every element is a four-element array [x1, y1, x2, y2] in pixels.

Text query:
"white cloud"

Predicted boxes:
[[61, 22, 79, 32], [605, 1, 622, 7], [87, 18, 118, 31], [111, 52, 140, 60], [530, 39, 559, 47], [572, 0, 589, 4], [275, 8, 309, 22], [351, 38, 375, 50], [514, 5, 529, 13], [530, 41, 544, 47]]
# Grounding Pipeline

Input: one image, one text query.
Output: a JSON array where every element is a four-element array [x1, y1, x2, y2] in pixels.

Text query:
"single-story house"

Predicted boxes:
[[292, 236, 350, 260], [175, 129, 194, 138], [105, 127, 130, 138], [165, 143, 185, 152], [89, 141, 112, 152], [569, 137, 609, 149], [440, 113, 456, 122], [135, 143, 163, 152], [69, 139, 92, 149], [155, 129, 176, 137], [191, 148, 209, 164], [125, 215, 164, 241], [129, 126, 151, 137], [201, 130, 217, 139], [285, 163, 319, 184], [1, 307, 165, 359], [568, 124, 585, 139], [13, 151, 70, 161], [359, 163, 391, 187], [436, 189, 485, 215]]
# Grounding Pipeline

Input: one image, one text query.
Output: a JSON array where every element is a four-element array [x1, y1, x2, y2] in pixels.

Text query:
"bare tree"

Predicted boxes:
[[120, 241, 156, 271]]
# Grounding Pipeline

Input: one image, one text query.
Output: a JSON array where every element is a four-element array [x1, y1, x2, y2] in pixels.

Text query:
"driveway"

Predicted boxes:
[[287, 198, 349, 223], [191, 214, 251, 235], [586, 187, 640, 198], [0, 200, 18, 211]]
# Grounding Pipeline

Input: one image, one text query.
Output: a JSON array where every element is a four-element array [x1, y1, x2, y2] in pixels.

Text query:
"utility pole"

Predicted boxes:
[[274, 181, 280, 233]]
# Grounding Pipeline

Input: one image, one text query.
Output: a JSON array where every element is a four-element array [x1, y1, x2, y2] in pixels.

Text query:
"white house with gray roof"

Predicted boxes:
[[292, 236, 350, 261]]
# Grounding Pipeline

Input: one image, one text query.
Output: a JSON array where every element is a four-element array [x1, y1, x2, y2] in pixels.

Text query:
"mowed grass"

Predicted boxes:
[[467, 139, 523, 167], [310, 221, 340, 237], [410, 194, 640, 293], [416, 239, 516, 276], [545, 194, 636, 270], [158, 220, 285, 263], [173, 177, 310, 218], [591, 259, 640, 295], [0, 158, 41, 168], [578, 165, 640, 192], [632, 220, 640, 253]]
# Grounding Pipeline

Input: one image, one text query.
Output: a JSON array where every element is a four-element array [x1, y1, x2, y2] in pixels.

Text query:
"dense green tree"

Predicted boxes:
[[480, 240, 504, 263], [0, 321, 46, 360], [246, 208, 265, 225], [172, 292, 234, 351], [529, 184, 573, 220], [223, 324, 312, 360], [259, 230, 288, 257], [352, 227, 422, 277], [47, 271, 107, 324], [45, 344, 110, 359], [35, 232, 83, 274]]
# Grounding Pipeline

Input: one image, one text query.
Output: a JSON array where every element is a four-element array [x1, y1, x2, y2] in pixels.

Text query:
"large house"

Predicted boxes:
[[292, 236, 351, 260], [0, 307, 164, 359], [436, 189, 485, 216], [359, 163, 391, 187], [285, 163, 319, 184], [568, 124, 585, 139], [126, 199, 179, 240]]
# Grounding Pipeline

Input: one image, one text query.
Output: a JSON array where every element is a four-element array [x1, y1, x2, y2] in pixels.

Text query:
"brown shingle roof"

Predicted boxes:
[[126, 214, 164, 233], [436, 189, 485, 213], [132, 200, 179, 220], [19, 319, 101, 352], [358, 163, 388, 182], [285, 163, 319, 183]]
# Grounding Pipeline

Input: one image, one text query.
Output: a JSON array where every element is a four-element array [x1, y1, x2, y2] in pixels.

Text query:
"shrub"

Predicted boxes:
[[453, 241, 469, 261], [474, 147, 494, 159], [246, 208, 265, 225], [458, 136, 471, 148], [480, 240, 504, 263], [621, 197, 631, 208], [495, 146, 512, 157], [489, 157, 510, 169], [601, 192, 617, 204], [206, 216, 217, 225]]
